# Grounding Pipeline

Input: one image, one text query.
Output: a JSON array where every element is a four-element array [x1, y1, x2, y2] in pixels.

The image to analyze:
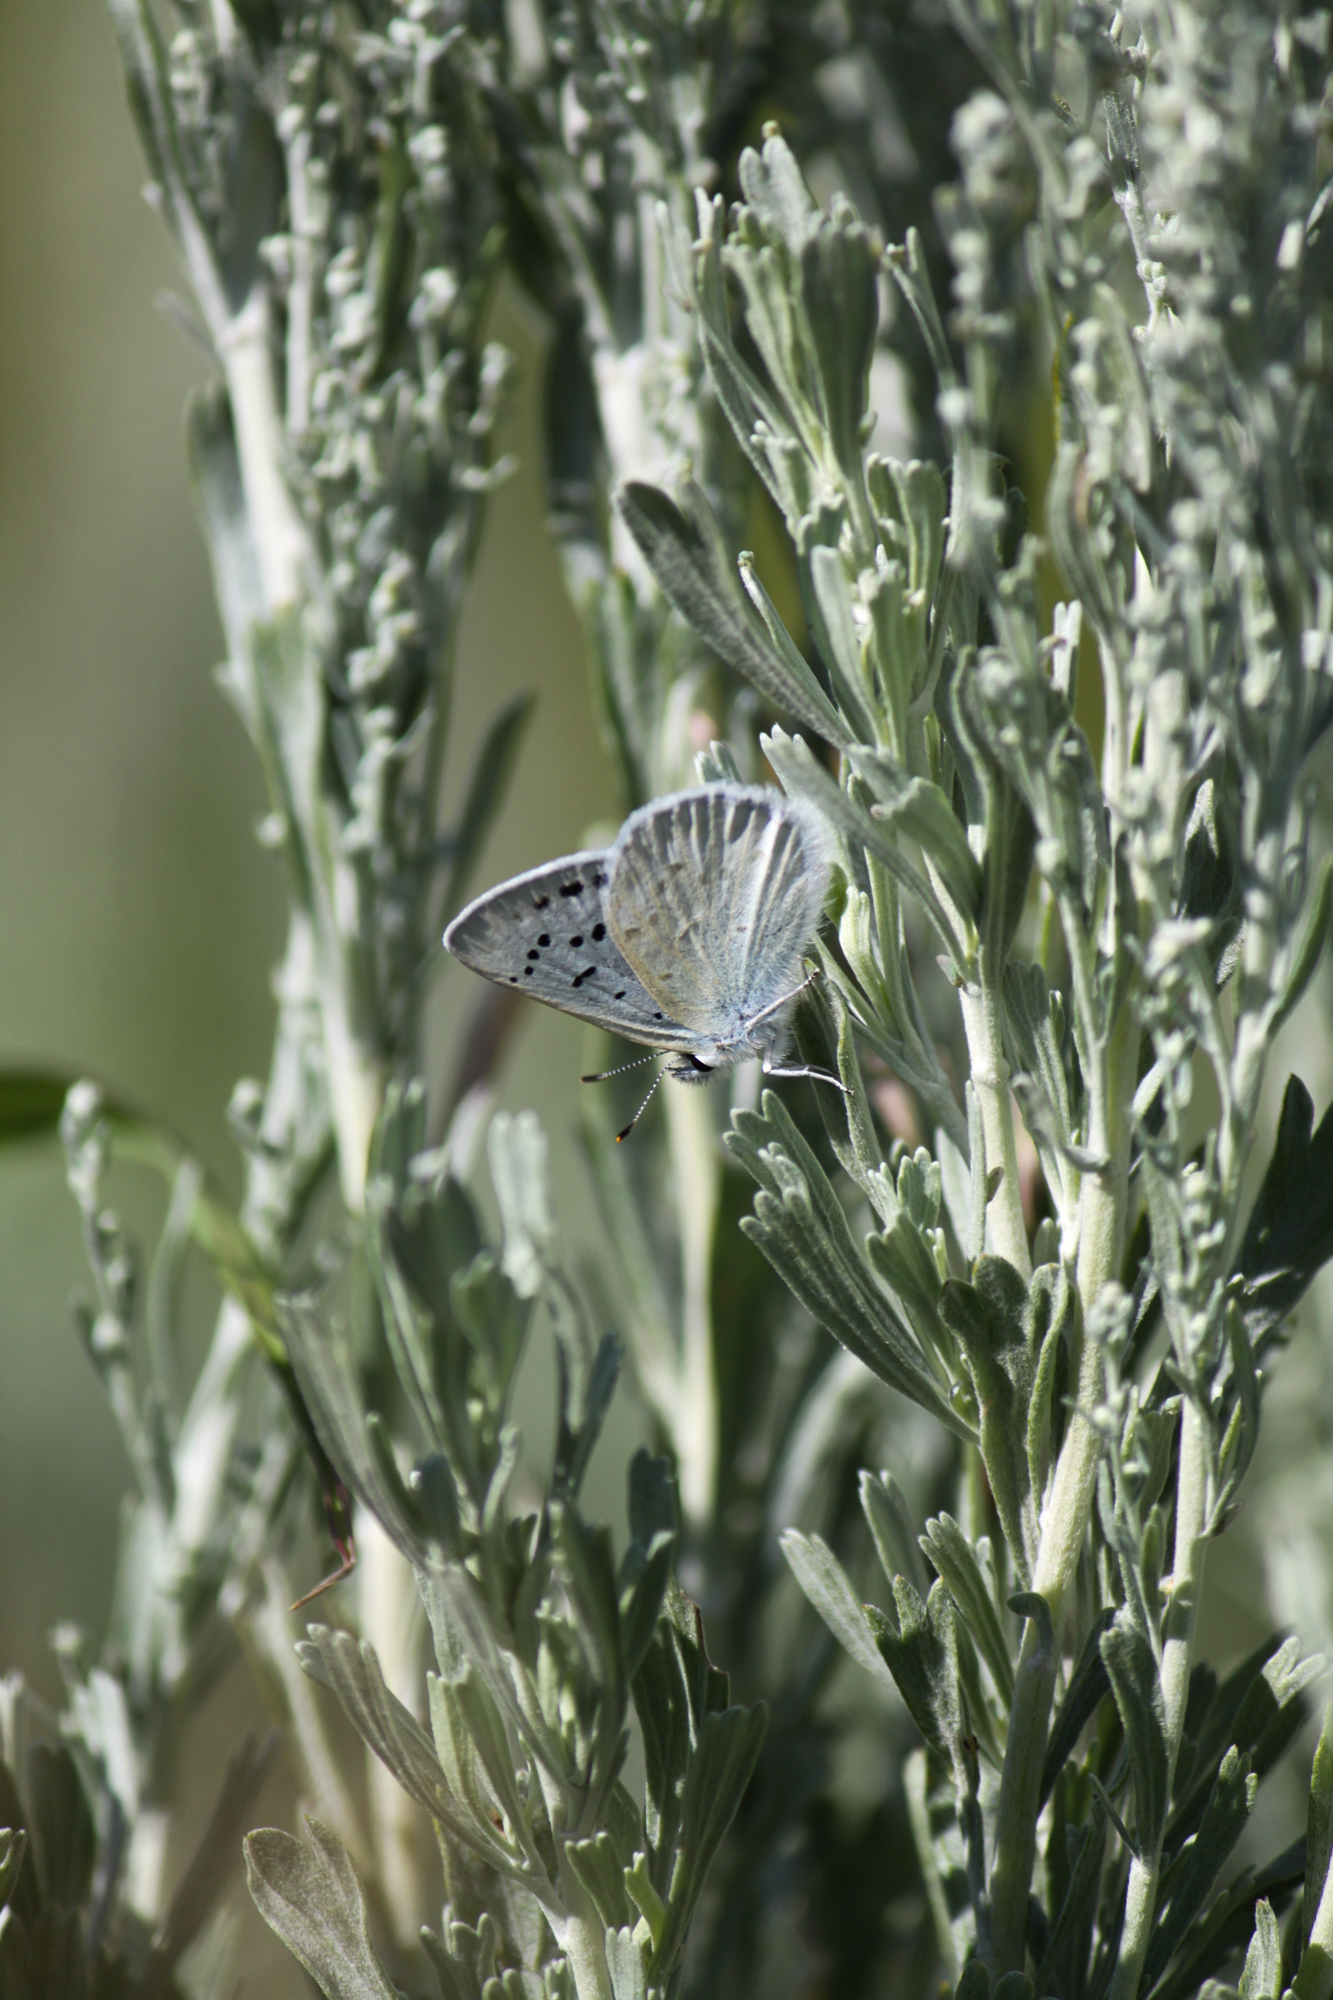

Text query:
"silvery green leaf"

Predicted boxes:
[[244, 1818, 400, 2000], [693, 194, 804, 517], [277, 1293, 426, 1563], [848, 749, 983, 922], [1272, 852, 1333, 1035], [762, 727, 973, 961], [1239, 1897, 1281, 2000], [619, 1454, 677, 1683], [1040, 1609, 1117, 1809], [1101, 1617, 1170, 1857], [615, 480, 850, 747], [1034, 1799, 1107, 1998], [864, 1578, 967, 1779], [780, 1530, 897, 1697], [650, 1702, 767, 1978], [1026, 1264, 1075, 1508], [427, 1667, 531, 1858], [859, 1470, 930, 1600], [727, 1092, 972, 1440], [297, 1626, 524, 1880], [904, 1747, 971, 1983], [884, 228, 954, 390], [421, 1910, 501, 2000], [604, 1925, 650, 2000], [937, 1258, 1040, 1581], [185, 380, 265, 669], [798, 200, 878, 486], [1305, 1702, 1333, 1952], [632, 1581, 730, 1886], [919, 1514, 1014, 1709], [806, 543, 874, 736], [565, 1833, 633, 1933], [1144, 1748, 1257, 1989]]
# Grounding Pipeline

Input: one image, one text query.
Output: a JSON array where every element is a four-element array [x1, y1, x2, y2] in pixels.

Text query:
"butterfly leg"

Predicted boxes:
[[744, 964, 821, 1037], [761, 1056, 849, 1091]]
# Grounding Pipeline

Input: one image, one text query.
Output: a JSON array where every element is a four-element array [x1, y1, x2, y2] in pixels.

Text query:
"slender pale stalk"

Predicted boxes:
[[959, 978, 1032, 1280], [1108, 1397, 1210, 2000], [358, 1511, 430, 1952], [665, 1084, 720, 1529], [988, 1004, 1137, 1973], [218, 281, 311, 614]]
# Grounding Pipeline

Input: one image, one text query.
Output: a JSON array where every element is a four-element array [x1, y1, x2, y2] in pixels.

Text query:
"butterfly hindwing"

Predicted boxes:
[[444, 851, 697, 1051], [606, 787, 832, 1036]]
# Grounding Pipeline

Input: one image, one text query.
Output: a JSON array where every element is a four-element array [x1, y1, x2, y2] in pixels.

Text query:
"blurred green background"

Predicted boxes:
[[5, 2, 1333, 1987]]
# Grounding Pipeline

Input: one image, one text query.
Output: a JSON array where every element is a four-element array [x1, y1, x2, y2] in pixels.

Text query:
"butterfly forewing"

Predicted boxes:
[[607, 788, 830, 1036], [444, 852, 697, 1051]]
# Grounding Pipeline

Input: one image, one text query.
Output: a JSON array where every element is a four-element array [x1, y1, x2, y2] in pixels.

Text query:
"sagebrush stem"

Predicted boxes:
[[1108, 1396, 1210, 2000], [959, 979, 1031, 1280], [988, 1002, 1136, 1973], [666, 1083, 720, 1528]]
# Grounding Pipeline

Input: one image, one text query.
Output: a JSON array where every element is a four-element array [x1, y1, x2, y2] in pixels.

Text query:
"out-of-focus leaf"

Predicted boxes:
[[1237, 1078, 1333, 1343], [25, 1745, 94, 1912], [29, 1905, 88, 2000], [244, 1818, 399, 2000], [1272, 854, 1333, 1035], [781, 1530, 898, 1696], [139, 1734, 275, 1999], [0, 1072, 81, 1147], [0, 1829, 26, 1918], [441, 691, 535, 923]]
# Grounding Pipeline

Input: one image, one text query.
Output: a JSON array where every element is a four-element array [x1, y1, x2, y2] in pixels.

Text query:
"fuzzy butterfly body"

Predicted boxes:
[[444, 785, 836, 1088]]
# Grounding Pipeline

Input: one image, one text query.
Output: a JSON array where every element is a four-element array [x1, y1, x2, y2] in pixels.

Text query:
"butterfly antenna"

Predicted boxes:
[[581, 1051, 660, 1084], [616, 1067, 667, 1142]]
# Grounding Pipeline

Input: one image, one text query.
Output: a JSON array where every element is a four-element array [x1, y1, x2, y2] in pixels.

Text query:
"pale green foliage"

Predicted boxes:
[[4, 3, 1333, 2000]]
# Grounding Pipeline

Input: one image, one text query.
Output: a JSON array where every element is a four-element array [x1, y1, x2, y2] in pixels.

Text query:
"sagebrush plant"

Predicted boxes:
[[2, 2, 1333, 1998]]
